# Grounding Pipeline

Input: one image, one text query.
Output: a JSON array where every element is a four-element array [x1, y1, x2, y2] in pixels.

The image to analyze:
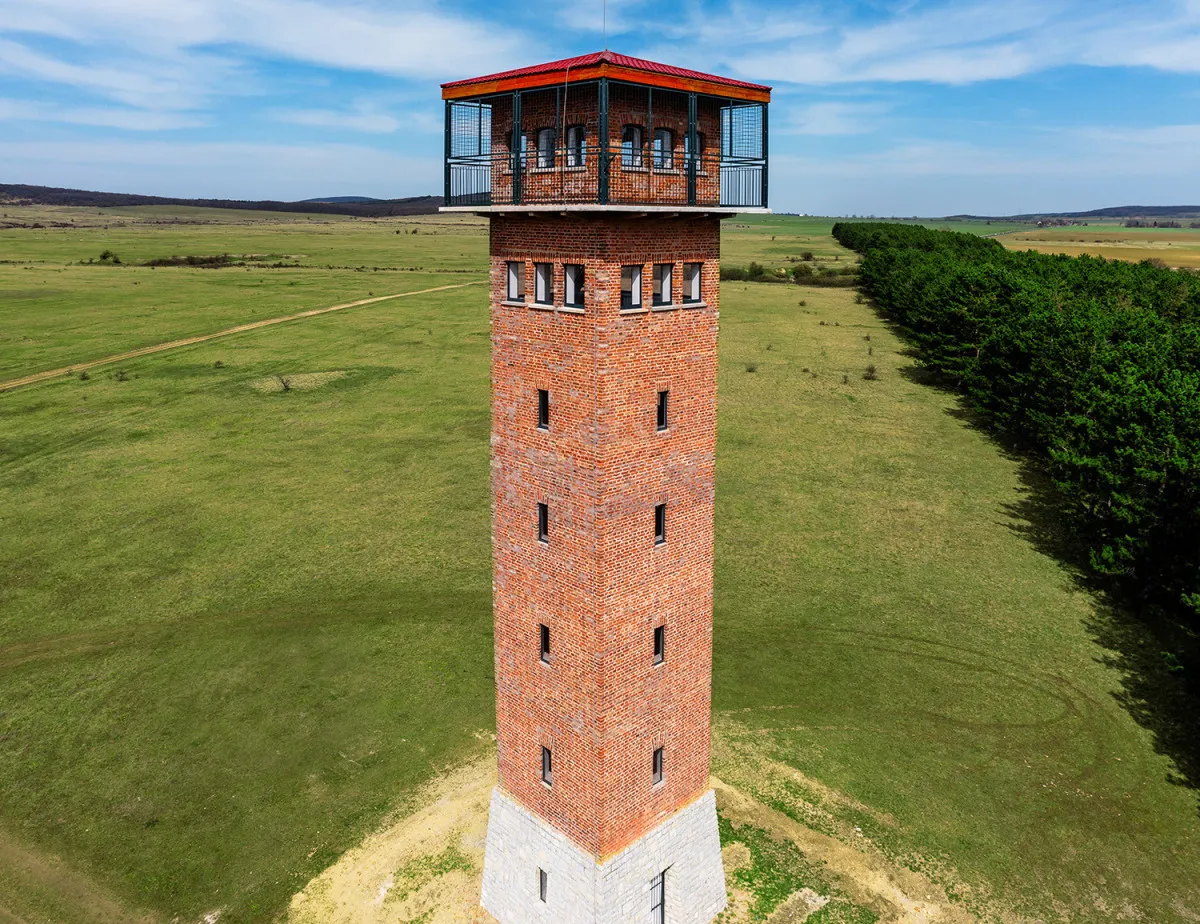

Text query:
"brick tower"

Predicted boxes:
[[441, 52, 770, 923]]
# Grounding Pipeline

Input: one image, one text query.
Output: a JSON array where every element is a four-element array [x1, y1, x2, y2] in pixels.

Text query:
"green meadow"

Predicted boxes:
[[0, 209, 1197, 922]]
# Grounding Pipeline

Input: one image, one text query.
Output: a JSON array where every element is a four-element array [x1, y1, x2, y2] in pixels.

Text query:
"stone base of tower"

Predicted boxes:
[[480, 787, 726, 923]]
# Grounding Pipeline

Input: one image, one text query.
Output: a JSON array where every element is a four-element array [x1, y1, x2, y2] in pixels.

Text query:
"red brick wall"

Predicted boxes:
[[488, 90, 721, 206], [489, 213, 721, 859]]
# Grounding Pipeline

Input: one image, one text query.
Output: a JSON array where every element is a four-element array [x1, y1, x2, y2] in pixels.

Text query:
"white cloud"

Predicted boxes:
[[272, 108, 401, 134], [0, 98, 207, 130], [781, 101, 891, 135]]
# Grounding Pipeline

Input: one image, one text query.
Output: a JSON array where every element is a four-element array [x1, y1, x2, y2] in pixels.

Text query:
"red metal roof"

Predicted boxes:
[[441, 50, 771, 94]]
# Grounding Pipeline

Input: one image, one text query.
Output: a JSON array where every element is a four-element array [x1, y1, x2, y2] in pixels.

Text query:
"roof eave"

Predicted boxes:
[[442, 61, 770, 103]]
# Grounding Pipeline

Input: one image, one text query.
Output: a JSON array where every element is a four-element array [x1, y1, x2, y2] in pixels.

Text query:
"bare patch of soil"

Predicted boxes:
[[288, 754, 497, 924], [251, 371, 347, 393]]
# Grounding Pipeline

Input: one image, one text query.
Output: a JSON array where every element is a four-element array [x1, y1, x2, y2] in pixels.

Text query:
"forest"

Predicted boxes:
[[834, 222, 1200, 667]]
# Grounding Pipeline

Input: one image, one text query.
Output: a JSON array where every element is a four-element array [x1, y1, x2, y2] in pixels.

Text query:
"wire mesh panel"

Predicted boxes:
[[447, 100, 493, 206], [719, 102, 766, 208], [608, 84, 692, 206]]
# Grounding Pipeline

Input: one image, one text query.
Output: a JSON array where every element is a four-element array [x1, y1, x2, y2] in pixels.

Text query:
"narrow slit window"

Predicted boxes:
[[542, 746, 552, 786], [652, 746, 664, 785], [539, 868, 548, 903], [537, 502, 549, 543], [654, 503, 666, 545], [566, 125, 586, 167], [684, 263, 702, 303], [656, 390, 669, 431], [534, 263, 553, 305], [621, 265, 642, 310], [506, 261, 525, 301], [539, 623, 550, 663], [537, 388, 549, 430], [536, 127, 555, 168], [653, 625, 665, 665], [650, 870, 666, 923], [653, 264, 673, 307], [564, 264, 584, 308]]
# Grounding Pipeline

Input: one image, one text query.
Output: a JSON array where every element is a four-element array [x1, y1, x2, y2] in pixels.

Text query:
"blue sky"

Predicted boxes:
[[1, 0, 1199, 215]]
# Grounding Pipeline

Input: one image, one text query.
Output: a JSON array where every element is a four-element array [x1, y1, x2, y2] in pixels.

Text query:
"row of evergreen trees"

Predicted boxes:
[[833, 222, 1199, 659]]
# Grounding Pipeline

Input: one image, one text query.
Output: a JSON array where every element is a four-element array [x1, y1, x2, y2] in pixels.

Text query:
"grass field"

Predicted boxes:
[[997, 224, 1200, 269], [1, 208, 1198, 922]]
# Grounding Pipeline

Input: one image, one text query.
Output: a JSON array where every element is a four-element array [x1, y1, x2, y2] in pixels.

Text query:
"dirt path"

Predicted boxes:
[[0, 830, 156, 924], [0, 281, 485, 393]]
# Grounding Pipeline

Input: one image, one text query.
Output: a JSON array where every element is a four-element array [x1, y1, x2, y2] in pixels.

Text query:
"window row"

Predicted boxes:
[[539, 744, 664, 790], [537, 867, 667, 922], [516, 125, 704, 172], [534, 388, 668, 432], [506, 260, 704, 309], [539, 622, 665, 666], [535, 501, 667, 545]]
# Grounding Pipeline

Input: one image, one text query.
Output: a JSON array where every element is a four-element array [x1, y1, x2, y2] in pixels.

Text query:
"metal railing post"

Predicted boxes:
[[687, 92, 697, 207], [761, 102, 769, 209], [444, 100, 452, 205], [598, 78, 609, 204], [511, 91, 522, 205]]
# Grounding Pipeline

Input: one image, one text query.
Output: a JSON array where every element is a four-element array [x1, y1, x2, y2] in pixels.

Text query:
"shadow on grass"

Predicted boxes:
[[894, 345, 1200, 811]]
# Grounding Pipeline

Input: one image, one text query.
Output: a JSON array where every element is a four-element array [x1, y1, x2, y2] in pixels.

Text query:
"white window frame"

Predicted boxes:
[[653, 263, 673, 306], [621, 265, 642, 310], [564, 264, 584, 308], [506, 261, 524, 301], [684, 262, 702, 303], [534, 262, 553, 305]]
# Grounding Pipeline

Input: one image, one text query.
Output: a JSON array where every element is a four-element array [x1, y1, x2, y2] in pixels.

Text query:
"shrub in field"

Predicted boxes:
[[834, 220, 1200, 656]]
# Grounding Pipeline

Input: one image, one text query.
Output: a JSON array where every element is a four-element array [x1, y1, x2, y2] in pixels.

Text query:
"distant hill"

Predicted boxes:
[[0, 184, 441, 218], [298, 196, 383, 204], [947, 205, 1200, 221]]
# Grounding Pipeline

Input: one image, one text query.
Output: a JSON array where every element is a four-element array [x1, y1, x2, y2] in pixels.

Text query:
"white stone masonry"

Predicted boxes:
[[481, 788, 727, 924]]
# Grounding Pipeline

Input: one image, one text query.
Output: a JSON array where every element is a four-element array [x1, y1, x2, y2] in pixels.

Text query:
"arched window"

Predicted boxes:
[[622, 125, 643, 168], [566, 124, 586, 167], [653, 128, 674, 169], [536, 127, 555, 168]]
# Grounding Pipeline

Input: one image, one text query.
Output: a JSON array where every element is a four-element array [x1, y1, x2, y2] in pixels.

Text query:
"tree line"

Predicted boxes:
[[833, 222, 1200, 666]]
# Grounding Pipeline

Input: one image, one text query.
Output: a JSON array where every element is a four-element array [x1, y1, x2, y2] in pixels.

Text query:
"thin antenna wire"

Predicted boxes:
[[603, 0, 608, 50]]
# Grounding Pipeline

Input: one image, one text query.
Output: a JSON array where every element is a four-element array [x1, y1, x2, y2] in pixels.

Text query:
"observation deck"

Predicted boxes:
[[440, 51, 771, 213]]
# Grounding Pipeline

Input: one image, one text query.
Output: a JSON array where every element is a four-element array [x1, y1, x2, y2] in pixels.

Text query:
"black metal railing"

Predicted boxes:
[[445, 144, 765, 209]]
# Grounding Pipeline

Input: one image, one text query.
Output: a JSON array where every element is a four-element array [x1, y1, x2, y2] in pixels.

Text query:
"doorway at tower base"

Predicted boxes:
[[480, 788, 727, 924]]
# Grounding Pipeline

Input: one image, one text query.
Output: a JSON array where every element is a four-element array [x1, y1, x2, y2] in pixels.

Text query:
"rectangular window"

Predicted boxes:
[[539, 868, 548, 902], [656, 390, 669, 431], [652, 264, 673, 306], [622, 125, 643, 168], [653, 625, 665, 665], [654, 503, 666, 545], [539, 623, 550, 663], [684, 262, 702, 303], [537, 503, 549, 543], [564, 264, 584, 308], [534, 263, 553, 305], [652, 747, 664, 785], [621, 265, 642, 310], [537, 389, 550, 430], [507, 261, 525, 301], [542, 746, 552, 786], [650, 870, 666, 923]]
